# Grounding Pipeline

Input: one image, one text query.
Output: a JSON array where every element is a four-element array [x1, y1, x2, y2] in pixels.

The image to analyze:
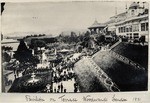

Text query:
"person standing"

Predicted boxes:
[[60, 83, 63, 93], [58, 85, 60, 91], [14, 74, 16, 79], [54, 87, 56, 93], [64, 88, 66, 93]]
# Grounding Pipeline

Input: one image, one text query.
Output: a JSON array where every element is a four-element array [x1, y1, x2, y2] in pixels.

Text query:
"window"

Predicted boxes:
[[121, 27, 123, 33], [126, 34, 129, 38], [129, 26, 132, 32], [133, 33, 139, 39], [141, 23, 145, 31], [141, 22, 148, 31], [119, 27, 121, 33], [130, 33, 132, 39], [131, 10, 135, 15], [123, 27, 126, 32], [132, 24, 139, 32], [136, 25, 139, 31], [146, 22, 148, 31], [126, 28, 129, 32]]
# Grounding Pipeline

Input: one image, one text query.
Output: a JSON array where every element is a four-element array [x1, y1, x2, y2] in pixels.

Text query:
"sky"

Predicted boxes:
[[2, 1, 133, 36]]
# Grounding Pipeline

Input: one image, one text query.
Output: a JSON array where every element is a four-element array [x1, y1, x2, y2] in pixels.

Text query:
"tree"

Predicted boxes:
[[17, 40, 28, 52], [78, 35, 84, 42], [80, 32, 91, 48], [77, 45, 83, 53], [2, 52, 11, 62], [2, 46, 12, 51], [70, 32, 78, 43], [96, 35, 105, 45], [139, 36, 146, 45], [14, 40, 32, 62], [84, 31, 90, 37], [34, 40, 46, 50]]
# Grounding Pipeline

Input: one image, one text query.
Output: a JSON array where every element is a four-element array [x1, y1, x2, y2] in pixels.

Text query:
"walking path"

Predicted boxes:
[[52, 78, 78, 93]]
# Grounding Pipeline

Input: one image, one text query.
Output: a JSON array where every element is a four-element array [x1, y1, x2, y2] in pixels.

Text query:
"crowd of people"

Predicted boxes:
[[43, 56, 80, 93]]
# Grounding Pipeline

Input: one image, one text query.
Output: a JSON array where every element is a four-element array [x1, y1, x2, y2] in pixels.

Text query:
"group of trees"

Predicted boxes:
[[24, 34, 46, 39], [58, 32, 80, 43], [2, 46, 13, 51], [2, 52, 11, 62], [13, 30, 119, 64], [58, 31, 90, 44], [14, 40, 32, 62], [58, 30, 112, 49], [2, 46, 13, 62], [14, 40, 40, 64], [29, 40, 46, 49]]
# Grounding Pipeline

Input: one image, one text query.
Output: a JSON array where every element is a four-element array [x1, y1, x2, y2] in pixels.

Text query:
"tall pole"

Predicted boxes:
[[115, 7, 117, 15], [126, 3, 127, 11], [143, 2, 145, 8]]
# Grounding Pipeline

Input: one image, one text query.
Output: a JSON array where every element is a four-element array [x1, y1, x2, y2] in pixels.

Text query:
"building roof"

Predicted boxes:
[[105, 19, 116, 25], [1, 39, 20, 51], [106, 12, 127, 26], [116, 12, 127, 17], [1, 39, 19, 44], [88, 20, 106, 29], [110, 12, 127, 20], [115, 14, 148, 26]]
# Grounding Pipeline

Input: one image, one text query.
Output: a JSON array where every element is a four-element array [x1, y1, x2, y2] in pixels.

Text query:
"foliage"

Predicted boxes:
[[14, 40, 33, 62], [25, 34, 46, 39], [2, 52, 11, 62], [58, 31, 85, 44], [96, 35, 105, 44], [34, 40, 46, 49], [139, 36, 146, 45], [2, 46, 13, 51]]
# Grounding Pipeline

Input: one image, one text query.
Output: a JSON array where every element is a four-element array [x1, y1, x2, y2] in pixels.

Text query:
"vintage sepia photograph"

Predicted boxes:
[[1, 1, 149, 93]]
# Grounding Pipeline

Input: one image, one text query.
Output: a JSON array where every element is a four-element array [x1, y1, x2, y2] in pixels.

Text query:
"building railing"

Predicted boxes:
[[115, 14, 148, 26]]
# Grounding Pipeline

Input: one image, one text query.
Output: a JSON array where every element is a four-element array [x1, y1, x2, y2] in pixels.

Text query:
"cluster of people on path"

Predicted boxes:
[[45, 82, 66, 93], [42, 57, 80, 93]]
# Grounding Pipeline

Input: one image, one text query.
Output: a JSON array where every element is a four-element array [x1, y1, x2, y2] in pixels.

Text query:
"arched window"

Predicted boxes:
[[131, 10, 134, 15]]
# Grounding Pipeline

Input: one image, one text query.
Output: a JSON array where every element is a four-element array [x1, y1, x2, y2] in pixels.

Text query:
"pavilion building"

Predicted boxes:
[[88, 2, 149, 42], [88, 20, 106, 35], [107, 2, 149, 42]]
